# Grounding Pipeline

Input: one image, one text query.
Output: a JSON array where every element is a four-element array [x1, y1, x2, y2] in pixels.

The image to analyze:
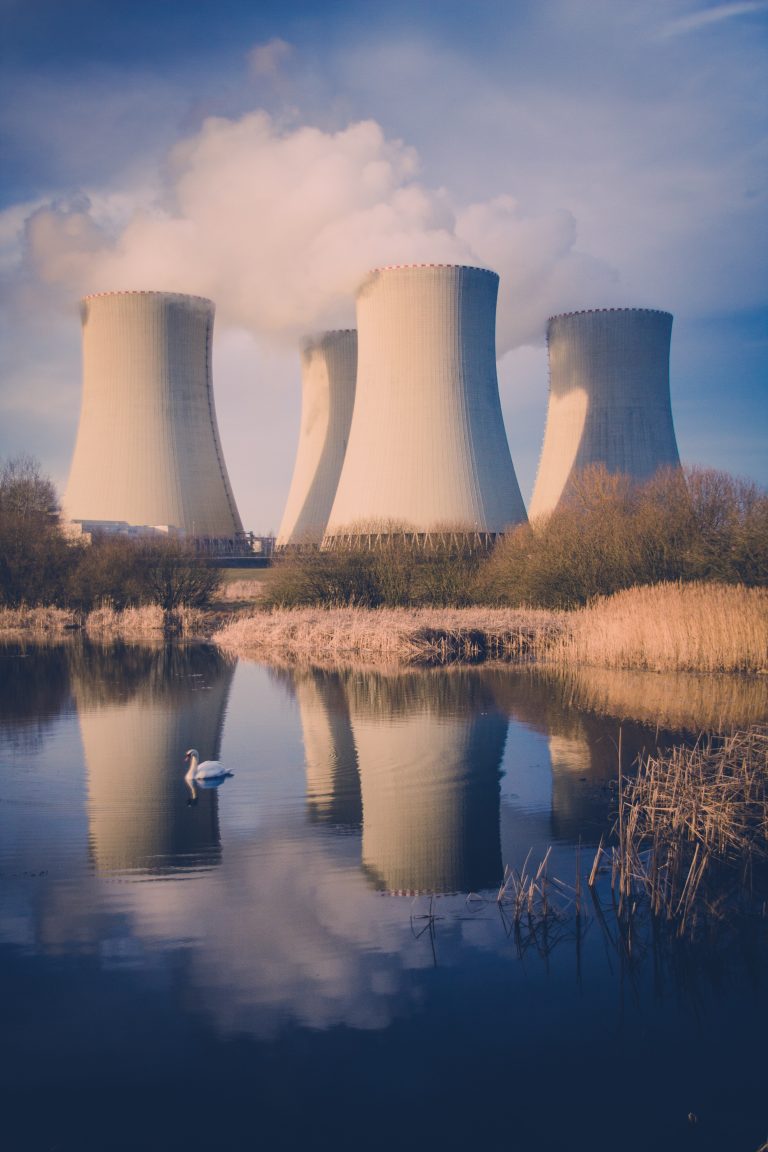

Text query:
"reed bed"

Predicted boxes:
[[551, 582, 768, 674], [213, 605, 566, 665], [0, 605, 78, 637], [592, 726, 768, 934], [212, 582, 766, 672], [83, 604, 208, 640]]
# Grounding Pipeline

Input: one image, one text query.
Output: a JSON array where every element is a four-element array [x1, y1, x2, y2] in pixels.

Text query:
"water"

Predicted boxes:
[[0, 642, 766, 1152]]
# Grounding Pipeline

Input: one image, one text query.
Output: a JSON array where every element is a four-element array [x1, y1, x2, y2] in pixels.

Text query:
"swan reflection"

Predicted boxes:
[[73, 646, 235, 876]]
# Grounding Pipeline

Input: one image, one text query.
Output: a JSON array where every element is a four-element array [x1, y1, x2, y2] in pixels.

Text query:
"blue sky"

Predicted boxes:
[[1, 0, 766, 531]]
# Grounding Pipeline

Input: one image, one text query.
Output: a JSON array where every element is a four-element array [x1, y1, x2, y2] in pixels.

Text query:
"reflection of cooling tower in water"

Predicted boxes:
[[76, 648, 235, 874], [485, 668, 667, 846], [349, 673, 506, 894], [546, 732, 612, 845], [293, 671, 362, 829]]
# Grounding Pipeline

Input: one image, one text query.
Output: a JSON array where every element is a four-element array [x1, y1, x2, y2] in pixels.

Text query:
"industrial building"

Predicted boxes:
[[530, 308, 681, 519], [64, 290, 243, 538], [324, 264, 527, 546], [277, 330, 357, 547]]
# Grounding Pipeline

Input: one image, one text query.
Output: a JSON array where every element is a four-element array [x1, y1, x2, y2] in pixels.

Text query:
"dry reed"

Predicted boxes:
[[213, 605, 565, 665], [591, 726, 768, 934], [83, 604, 208, 640], [0, 605, 78, 637], [550, 582, 767, 674]]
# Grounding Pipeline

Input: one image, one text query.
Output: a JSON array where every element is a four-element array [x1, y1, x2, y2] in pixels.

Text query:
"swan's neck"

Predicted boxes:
[[185, 754, 199, 781]]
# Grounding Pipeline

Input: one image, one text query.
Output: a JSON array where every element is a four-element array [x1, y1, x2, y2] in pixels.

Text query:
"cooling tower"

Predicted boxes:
[[324, 265, 527, 543], [277, 331, 357, 547], [530, 308, 680, 519], [64, 291, 242, 537]]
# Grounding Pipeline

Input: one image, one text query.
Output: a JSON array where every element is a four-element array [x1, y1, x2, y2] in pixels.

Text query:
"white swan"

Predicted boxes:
[[184, 748, 233, 783]]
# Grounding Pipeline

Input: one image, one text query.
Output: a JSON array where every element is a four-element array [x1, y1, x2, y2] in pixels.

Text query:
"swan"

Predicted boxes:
[[184, 748, 233, 783]]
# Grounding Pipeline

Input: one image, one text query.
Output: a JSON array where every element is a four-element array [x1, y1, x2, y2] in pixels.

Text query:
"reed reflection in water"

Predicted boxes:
[[72, 645, 235, 876]]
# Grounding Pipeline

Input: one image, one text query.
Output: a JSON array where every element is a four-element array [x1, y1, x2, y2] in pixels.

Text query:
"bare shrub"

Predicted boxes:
[[0, 455, 74, 607], [477, 465, 768, 608], [267, 538, 482, 608]]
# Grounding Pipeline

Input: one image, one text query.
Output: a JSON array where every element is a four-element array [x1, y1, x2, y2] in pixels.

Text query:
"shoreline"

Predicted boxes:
[[2, 582, 766, 676]]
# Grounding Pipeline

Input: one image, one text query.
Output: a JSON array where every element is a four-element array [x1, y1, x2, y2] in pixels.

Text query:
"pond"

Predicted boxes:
[[0, 642, 766, 1152]]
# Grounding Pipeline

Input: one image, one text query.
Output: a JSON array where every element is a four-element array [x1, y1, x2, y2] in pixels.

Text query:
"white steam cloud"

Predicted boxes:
[[20, 111, 617, 352]]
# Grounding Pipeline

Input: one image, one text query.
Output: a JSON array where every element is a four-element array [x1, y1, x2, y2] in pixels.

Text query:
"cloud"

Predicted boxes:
[[248, 37, 294, 78], [16, 110, 616, 353], [660, 1, 768, 38]]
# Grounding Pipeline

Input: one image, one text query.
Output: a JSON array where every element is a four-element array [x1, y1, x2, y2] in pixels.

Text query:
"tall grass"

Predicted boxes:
[[214, 582, 768, 673], [0, 605, 78, 637], [601, 727, 768, 933], [0, 603, 209, 642], [83, 604, 207, 640], [214, 605, 564, 665], [551, 582, 768, 673]]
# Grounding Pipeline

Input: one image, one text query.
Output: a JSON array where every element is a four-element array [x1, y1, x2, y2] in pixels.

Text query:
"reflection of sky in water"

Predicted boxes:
[[1, 647, 766, 1152]]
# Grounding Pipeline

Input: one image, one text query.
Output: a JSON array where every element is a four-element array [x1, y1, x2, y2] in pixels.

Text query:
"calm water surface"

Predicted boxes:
[[0, 643, 766, 1152]]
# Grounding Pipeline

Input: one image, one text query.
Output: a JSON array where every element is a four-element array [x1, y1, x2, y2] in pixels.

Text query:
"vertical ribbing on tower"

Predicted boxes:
[[64, 290, 242, 537], [324, 265, 527, 542], [530, 308, 680, 519], [277, 330, 357, 547]]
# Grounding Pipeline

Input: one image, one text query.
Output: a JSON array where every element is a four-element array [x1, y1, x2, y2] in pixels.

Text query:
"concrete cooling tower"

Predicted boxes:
[[277, 330, 357, 547], [530, 308, 681, 519], [64, 291, 242, 537], [324, 265, 527, 544]]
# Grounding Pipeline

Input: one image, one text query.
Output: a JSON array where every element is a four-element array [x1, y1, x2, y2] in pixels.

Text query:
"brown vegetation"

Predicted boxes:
[[550, 582, 767, 674], [0, 454, 222, 612], [478, 465, 768, 609], [600, 726, 768, 934], [213, 582, 767, 673], [214, 605, 564, 665]]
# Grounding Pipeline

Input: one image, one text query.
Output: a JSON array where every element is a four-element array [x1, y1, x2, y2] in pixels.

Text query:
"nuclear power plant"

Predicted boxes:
[[530, 308, 681, 519], [277, 330, 357, 547], [58, 280, 685, 545], [64, 290, 242, 538], [323, 265, 527, 545]]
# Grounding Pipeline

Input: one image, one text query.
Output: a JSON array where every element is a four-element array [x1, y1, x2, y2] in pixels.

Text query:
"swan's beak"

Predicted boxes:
[[184, 751, 190, 762]]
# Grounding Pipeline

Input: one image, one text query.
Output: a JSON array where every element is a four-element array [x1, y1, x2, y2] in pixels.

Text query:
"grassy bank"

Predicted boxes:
[[212, 582, 767, 673], [0, 603, 210, 642], [3, 582, 765, 674], [213, 605, 564, 665]]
